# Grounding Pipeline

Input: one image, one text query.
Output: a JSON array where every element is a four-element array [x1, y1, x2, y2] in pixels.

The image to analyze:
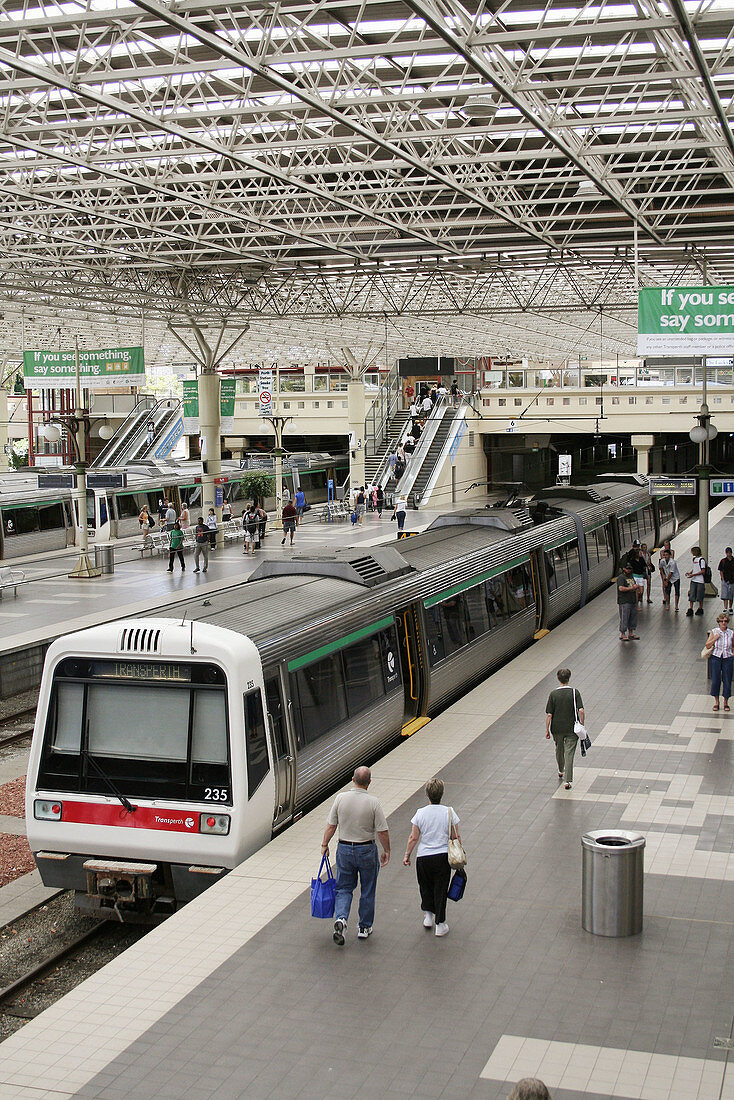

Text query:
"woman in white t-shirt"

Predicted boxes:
[[403, 777, 461, 938]]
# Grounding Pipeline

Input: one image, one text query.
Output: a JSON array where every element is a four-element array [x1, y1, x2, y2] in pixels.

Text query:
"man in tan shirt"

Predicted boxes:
[[321, 765, 390, 945]]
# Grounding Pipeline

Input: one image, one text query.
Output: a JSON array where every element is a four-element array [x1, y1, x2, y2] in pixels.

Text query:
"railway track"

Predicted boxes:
[[0, 706, 37, 750], [0, 924, 110, 1019]]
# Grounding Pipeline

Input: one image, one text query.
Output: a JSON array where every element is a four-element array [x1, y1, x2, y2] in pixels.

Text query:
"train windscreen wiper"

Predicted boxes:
[[82, 749, 137, 814]]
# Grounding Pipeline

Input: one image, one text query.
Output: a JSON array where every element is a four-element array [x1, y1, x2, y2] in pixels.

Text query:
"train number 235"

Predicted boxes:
[[204, 788, 229, 801]]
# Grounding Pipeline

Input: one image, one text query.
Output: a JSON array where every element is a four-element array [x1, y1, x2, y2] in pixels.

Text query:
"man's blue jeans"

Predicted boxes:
[[335, 841, 380, 928]]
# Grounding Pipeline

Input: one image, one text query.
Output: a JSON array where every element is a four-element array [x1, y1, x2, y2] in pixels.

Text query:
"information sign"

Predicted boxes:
[[648, 476, 697, 497], [710, 479, 734, 497], [23, 347, 145, 390], [258, 369, 273, 415], [638, 286, 734, 355], [182, 379, 199, 435], [220, 378, 235, 433], [558, 454, 572, 477]]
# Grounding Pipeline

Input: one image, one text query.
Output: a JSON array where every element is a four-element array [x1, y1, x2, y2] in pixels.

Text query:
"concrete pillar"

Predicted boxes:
[[198, 372, 222, 545], [348, 380, 366, 490], [631, 434, 654, 476]]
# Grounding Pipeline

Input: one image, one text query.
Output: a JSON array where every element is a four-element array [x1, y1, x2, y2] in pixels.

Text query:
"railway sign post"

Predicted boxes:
[[648, 476, 697, 496], [710, 479, 734, 496]]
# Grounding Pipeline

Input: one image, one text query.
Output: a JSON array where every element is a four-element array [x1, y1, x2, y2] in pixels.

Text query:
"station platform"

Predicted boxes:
[[1, 505, 734, 1100], [0, 506, 441, 692]]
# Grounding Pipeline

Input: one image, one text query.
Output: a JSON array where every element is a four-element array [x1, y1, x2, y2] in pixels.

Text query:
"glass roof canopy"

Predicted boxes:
[[0, 0, 732, 362]]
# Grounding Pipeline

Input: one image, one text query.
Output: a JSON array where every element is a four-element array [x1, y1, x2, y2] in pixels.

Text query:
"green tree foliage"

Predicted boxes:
[[239, 471, 273, 505]]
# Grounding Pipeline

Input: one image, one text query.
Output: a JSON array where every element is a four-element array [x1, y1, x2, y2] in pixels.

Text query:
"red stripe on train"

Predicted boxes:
[[60, 801, 198, 831]]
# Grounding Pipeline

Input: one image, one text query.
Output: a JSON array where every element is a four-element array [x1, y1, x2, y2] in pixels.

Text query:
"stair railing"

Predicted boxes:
[[364, 363, 401, 458]]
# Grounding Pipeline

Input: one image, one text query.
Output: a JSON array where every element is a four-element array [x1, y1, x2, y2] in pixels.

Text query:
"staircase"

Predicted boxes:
[[364, 409, 410, 484], [407, 408, 459, 503]]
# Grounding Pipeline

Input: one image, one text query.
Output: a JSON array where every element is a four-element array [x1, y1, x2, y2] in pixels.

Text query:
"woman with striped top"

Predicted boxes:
[[705, 613, 734, 712]]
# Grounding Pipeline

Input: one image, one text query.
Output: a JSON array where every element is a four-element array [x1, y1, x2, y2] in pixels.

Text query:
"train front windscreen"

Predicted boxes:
[[37, 658, 232, 805]]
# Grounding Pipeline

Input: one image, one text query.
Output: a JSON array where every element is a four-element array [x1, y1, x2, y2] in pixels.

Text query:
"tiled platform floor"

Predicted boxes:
[[0, 506, 438, 655], [0, 504, 733, 1099]]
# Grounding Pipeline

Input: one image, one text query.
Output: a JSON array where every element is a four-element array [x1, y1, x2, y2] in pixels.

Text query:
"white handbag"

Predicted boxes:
[[447, 808, 467, 870], [571, 686, 587, 738]]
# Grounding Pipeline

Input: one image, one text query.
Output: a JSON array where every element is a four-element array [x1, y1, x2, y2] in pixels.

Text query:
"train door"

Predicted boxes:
[[395, 603, 426, 727], [529, 549, 547, 637], [264, 673, 295, 829]]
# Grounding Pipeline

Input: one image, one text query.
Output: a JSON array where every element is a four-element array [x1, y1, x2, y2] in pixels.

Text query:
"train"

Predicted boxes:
[[26, 477, 676, 922], [0, 458, 347, 559]]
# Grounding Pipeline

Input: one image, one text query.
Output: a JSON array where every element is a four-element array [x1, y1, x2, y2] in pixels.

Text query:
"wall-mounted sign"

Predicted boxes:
[[648, 476, 697, 496], [638, 287, 734, 355], [258, 369, 273, 415], [23, 347, 145, 390], [220, 378, 236, 434], [710, 479, 734, 496], [558, 454, 572, 477]]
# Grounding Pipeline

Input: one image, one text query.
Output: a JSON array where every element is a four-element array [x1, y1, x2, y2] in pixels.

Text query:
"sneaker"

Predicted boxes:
[[193, 568, 200, 573], [423, 912, 435, 928], [564, 783, 572, 790], [434, 922, 449, 937], [203, 568, 207, 572], [333, 919, 346, 946], [695, 608, 704, 616], [357, 926, 372, 939], [686, 609, 694, 617]]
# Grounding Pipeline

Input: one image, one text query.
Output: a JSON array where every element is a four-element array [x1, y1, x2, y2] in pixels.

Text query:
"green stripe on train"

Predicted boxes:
[[288, 614, 395, 672], [424, 554, 531, 608]]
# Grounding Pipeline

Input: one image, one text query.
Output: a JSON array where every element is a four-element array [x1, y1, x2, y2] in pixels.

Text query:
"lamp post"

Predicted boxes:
[[689, 360, 717, 566], [259, 415, 295, 531], [41, 341, 113, 579]]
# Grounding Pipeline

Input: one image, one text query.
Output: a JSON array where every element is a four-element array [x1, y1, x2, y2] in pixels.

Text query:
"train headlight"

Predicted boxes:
[[35, 800, 62, 820], [199, 813, 230, 835]]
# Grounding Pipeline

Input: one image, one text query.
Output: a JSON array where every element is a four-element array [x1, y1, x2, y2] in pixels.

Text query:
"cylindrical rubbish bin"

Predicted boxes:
[[581, 829, 644, 937], [94, 544, 115, 575]]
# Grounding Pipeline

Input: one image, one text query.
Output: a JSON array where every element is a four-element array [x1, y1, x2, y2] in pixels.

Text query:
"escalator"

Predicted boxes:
[[92, 398, 181, 468]]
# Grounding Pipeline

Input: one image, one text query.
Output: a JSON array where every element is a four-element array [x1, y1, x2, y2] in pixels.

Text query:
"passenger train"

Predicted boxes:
[[0, 458, 346, 559], [26, 477, 676, 921]]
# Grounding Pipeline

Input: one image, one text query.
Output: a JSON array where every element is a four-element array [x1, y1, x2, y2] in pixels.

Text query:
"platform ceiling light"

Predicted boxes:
[[97, 424, 114, 440], [283, 420, 298, 434], [576, 178, 601, 195], [258, 418, 273, 433], [689, 421, 717, 444], [462, 97, 497, 121]]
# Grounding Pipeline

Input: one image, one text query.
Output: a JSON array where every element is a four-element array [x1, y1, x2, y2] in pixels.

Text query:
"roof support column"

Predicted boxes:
[[631, 434, 655, 476]]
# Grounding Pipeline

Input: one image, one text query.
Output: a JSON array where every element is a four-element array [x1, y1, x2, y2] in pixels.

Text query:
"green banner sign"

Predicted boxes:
[[638, 287, 734, 355], [220, 378, 235, 434], [23, 347, 145, 390], [182, 377, 236, 435], [182, 379, 199, 434]]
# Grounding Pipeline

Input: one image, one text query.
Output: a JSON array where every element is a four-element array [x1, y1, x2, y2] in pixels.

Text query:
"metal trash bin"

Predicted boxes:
[[581, 829, 644, 937], [94, 544, 115, 575]]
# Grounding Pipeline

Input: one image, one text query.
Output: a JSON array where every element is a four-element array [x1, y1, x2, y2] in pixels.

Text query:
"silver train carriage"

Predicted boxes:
[[26, 482, 676, 921]]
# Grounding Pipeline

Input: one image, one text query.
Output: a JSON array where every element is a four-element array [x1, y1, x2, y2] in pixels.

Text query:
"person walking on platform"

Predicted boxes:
[[545, 668, 584, 790], [295, 487, 306, 524], [705, 612, 733, 712], [167, 521, 185, 572], [205, 508, 217, 550], [617, 562, 639, 641], [281, 499, 298, 545], [507, 1080, 552, 1100], [321, 766, 390, 945], [718, 547, 734, 613], [243, 506, 259, 555], [686, 545, 707, 616], [376, 485, 384, 517], [640, 542, 654, 604], [392, 493, 408, 533], [179, 501, 191, 531], [193, 517, 209, 573], [221, 499, 233, 523], [164, 501, 177, 532], [660, 549, 680, 611], [403, 777, 461, 938]]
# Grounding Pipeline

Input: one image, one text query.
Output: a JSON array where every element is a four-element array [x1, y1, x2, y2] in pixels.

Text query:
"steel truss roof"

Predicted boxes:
[[0, 0, 733, 363]]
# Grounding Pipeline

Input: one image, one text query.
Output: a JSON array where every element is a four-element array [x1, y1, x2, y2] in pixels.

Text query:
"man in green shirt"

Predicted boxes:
[[545, 668, 584, 789]]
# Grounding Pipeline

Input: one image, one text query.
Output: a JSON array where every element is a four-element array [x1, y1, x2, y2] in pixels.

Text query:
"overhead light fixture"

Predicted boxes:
[[462, 97, 497, 121], [576, 179, 601, 196]]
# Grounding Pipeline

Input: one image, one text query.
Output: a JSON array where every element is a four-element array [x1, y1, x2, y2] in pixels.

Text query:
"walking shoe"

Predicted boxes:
[[193, 568, 200, 573], [564, 783, 572, 790], [686, 608, 694, 616], [281, 537, 286, 545], [357, 926, 372, 939], [333, 919, 346, 946], [434, 922, 449, 937], [695, 608, 704, 615], [423, 912, 435, 928]]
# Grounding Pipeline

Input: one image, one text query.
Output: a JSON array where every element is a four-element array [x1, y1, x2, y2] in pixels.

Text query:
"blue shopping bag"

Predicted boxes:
[[447, 868, 467, 902], [311, 853, 336, 918]]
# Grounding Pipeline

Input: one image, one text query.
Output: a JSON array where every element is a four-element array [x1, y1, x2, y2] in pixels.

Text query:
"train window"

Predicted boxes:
[[378, 626, 402, 692], [99, 497, 109, 526], [52, 682, 84, 753], [192, 691, 228, 764], [485, 576, 509, 621], [244, 689, 270, 798], [506, 564, 534, 612], [291, 653, 348, 747], [565, 540, 581, 580], [39, 503, 65, 531], [425, 607, 445, 666], [464, 583, 490, 638], [343, 635, 384, 715], [439, 594, 469, 657], [87, 684, 189, 761], [3, 507, 40, 536]]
